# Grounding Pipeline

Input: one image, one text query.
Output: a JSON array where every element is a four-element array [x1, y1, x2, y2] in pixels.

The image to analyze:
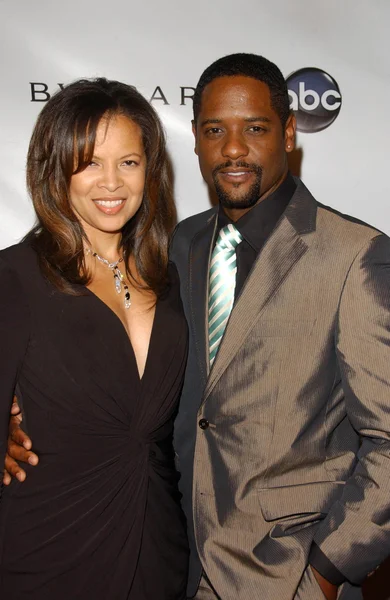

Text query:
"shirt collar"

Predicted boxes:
[[217, 172, 297, 253]]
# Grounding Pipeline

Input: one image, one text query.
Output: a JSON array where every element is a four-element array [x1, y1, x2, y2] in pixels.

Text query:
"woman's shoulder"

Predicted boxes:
[[166, 261, 183, 296], [162, 261, 184, 312], [0, 239, 38, 272], [0, 242, 34, 333], [167, 260, 179, 283], [0, 241, 41, 294]]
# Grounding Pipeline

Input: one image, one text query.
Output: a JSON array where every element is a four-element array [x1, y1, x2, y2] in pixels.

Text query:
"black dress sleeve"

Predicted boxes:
[[0, 256, 30, 469]]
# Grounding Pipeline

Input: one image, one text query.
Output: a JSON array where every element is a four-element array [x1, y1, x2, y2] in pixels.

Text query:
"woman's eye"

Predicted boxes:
[[123, 160, 137, 166]]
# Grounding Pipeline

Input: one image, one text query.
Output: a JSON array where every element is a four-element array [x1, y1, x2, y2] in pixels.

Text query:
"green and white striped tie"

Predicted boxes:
[[208, 224, 243, 366]]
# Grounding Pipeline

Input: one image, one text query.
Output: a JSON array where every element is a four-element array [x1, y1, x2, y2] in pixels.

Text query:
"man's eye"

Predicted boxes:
[[248, 126, 266, 133], [205, 127, 223, 135]]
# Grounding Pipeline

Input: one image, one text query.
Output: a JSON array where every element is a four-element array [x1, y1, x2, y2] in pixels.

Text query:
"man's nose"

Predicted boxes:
[[221, 133, 249, 160]]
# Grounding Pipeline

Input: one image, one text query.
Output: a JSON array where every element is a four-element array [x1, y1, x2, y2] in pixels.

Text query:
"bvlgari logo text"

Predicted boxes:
[[29, 83, 195, 106]]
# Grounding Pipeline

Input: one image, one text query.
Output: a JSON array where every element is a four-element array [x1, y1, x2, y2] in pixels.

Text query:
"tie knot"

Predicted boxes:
[[216, 224, 243, 251]]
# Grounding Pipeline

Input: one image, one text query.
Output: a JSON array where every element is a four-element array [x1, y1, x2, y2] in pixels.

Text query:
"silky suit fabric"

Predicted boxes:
[[171, 179, 390, 600], [0, 243, 189, 599]]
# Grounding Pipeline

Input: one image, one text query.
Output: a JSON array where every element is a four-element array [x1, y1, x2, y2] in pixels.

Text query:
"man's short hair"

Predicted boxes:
[[193, 53, 291, 129]]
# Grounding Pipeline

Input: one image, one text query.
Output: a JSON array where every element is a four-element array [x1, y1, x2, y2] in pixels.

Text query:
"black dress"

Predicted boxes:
[[0, 242, 189, 599]]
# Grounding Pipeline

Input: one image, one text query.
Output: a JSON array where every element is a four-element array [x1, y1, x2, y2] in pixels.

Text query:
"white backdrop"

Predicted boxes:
[[1, 0, 389, 248]]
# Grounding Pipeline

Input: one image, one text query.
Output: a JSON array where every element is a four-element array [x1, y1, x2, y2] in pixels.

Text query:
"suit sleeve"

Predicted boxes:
[[0, 257, 30, 478], [312, 233, 390, 584]]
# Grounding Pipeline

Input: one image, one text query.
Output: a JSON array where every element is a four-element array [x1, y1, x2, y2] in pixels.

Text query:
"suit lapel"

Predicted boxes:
[[189, 212, 218, 386], [203, 182, 317, 402]]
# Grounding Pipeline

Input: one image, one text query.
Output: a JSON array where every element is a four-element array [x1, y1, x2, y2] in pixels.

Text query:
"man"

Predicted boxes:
[[5, 54, 390, 599]]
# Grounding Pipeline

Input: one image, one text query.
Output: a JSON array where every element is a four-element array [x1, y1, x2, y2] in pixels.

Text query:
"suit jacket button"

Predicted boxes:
[[199, 418, 209, 430]]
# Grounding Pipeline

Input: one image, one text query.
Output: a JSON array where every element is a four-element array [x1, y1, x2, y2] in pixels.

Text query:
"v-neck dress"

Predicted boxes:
[[0, 242, 189, 599]]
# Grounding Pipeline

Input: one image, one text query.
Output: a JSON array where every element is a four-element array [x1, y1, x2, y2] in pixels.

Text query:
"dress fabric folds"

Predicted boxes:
[[0, 242, 189, 599]]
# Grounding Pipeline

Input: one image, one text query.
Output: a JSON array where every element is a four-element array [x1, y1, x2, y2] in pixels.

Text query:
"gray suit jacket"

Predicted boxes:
[[171, 180, 390, 599]]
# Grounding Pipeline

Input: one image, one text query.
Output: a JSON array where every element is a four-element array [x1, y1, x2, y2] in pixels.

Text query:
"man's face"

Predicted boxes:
[[193, 75, 296, 219]]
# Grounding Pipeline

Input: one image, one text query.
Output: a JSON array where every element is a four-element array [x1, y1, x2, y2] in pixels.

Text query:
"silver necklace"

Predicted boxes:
[[85, 247, 131, 309]]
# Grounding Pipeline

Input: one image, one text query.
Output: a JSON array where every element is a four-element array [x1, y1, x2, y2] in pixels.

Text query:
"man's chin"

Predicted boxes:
[[214, 179, 261, 210]]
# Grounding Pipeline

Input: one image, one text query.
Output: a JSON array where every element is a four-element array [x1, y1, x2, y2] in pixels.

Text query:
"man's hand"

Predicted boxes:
[[3, 398, 39, 485], [311, 566, 338, 600]]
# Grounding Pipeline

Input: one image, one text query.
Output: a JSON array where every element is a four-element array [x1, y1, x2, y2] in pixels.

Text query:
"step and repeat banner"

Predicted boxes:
[[0, 0, 389, 248], [1, 2, 390, 597]]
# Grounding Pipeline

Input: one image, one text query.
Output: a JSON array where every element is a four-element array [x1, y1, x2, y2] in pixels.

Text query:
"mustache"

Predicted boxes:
[[212, 161, 262, 176]]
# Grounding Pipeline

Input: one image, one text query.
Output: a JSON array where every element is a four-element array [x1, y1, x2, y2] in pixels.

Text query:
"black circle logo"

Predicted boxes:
[[286, 68, 342, 133]]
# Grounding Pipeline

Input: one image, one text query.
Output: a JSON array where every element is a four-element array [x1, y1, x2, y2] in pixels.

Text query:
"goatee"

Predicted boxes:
[[212, 161, 263, 209]]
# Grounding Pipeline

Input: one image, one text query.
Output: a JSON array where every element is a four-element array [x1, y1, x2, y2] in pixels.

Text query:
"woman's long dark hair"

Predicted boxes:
[[26, 78, 176, 296]]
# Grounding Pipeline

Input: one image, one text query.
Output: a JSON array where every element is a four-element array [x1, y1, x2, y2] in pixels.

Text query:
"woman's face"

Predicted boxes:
[[69, 114, 146, 239]]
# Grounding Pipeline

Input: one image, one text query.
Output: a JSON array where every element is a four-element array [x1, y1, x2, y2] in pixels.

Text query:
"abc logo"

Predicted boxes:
[[286, 68, 342, 133]]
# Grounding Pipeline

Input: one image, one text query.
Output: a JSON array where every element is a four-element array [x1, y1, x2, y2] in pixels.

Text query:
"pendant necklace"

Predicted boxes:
[[85, 247, 131, 309]]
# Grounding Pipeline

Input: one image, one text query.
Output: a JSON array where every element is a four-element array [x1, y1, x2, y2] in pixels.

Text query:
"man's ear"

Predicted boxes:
[[285, 113, 296, 153], [192, 120, 198, 156]]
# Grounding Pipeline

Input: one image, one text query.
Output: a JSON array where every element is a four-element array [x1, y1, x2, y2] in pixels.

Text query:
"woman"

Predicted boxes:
[[0, 78, 188, 598]]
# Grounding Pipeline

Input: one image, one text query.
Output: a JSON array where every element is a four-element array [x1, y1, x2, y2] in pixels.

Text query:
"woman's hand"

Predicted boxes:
[[311, 566, 338, 600]]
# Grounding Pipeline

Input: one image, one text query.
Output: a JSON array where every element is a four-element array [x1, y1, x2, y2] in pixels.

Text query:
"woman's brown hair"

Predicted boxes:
[[26, 78, 176, 296]]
